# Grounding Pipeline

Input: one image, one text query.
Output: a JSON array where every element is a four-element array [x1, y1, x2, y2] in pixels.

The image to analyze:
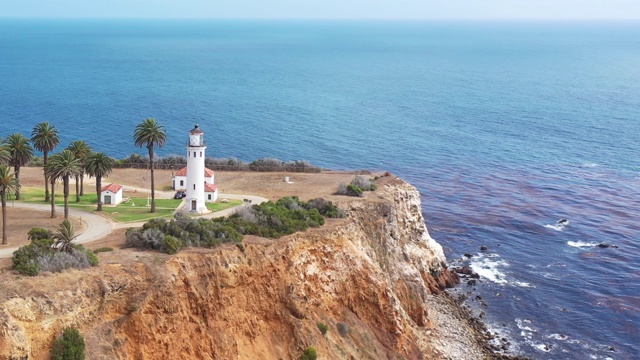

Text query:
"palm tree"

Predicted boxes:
[[46, 150, 81, 219], [0, 146, 9, 165], [66, 140, 92, 202], [31, 122, 60, 202], [0, 166, 20, 245], [133, 118, 167, 213], [53, 218, 77, 253], [3, 133, 34, 200], [84, 152, 115, 211]]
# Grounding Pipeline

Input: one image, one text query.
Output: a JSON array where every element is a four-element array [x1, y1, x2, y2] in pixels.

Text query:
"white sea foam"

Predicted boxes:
[[470, 255, 509, 285], [515, 281, 535, 288], [533, 343, 551, 352], [567, 241, 600, 248], [583, 162, 600, 168], [545, 223, 567, 231], [547, 333, 568, 341]]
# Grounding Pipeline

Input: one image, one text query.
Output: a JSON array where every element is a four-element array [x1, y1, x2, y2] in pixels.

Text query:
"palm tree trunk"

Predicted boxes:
[[50, 178, 56, 218], [96, 176, 102, 211], [80, 173, 85, 196], [1, 192, 7, 245], [14, 165, 20, 200], [149, 146, 156, 213], [75, 175, 80, 202], [63, 176, 70, 219], [44, 151, 50, 202]]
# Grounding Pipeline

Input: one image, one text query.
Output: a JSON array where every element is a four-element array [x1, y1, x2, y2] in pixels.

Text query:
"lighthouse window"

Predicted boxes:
[[193, 184, 196, 190], [180, 180, 184, 186], [188, 151, 190, 157], [200, 151, 202, 157]]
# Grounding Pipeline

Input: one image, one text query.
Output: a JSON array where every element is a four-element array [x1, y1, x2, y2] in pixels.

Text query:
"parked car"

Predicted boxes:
[[174, 191, 186, 199]]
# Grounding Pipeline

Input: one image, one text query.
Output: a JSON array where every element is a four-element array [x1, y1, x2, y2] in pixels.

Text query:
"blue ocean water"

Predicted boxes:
[[1, 19, 639, 358]]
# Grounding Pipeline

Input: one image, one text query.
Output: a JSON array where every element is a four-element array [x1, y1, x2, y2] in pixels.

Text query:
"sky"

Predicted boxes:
[[1, 0, 639, 20]]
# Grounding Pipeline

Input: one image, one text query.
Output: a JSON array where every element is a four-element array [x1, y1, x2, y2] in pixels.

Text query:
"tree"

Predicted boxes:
[[48, 167, 59, 218], [46, 150, 82, 219], [84, 152, 115, 211], [31, 122, 60, 202], [66, 140, 92, 202], [51, 327, 85, 360], [0, 146, 10, 165], [53, 218, 77, 253], [133, 118, 167, 213], [3, 133, 34, 200], [0, 165, 20, 245]]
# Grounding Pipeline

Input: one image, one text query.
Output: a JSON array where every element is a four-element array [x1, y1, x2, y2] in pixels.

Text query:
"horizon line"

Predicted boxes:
[[1, 15, 640, 22]]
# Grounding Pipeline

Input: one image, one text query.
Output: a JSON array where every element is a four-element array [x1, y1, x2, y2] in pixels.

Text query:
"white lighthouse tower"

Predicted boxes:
[[186, 123, 207, 213]]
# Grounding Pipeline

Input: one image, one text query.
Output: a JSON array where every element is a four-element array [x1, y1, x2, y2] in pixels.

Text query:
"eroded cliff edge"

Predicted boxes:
[[0, 176, 492, 360]]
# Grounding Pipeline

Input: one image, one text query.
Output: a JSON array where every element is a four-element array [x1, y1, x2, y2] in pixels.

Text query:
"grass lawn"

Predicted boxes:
[[18, 188, 243, 223], [206, 199, 243, 212]]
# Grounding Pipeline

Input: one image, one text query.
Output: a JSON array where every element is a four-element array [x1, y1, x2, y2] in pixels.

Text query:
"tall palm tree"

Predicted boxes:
[[3, 133, 34, 200], [84, 152, 115, 211], [31, 122, 60, 202], [66, 140, 92, 202], [0, 166, 20, 245], [133, 118, 167, 213], [53, 218, 77, 253], [48, 171, 58, 218], [46, 150, 81, 219]]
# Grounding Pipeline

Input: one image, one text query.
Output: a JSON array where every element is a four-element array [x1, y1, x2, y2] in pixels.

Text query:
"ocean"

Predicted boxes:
[[1, 19, 639, 359]]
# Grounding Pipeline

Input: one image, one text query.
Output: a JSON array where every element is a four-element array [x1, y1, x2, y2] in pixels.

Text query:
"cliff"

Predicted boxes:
[[0, 177, 491, 360]]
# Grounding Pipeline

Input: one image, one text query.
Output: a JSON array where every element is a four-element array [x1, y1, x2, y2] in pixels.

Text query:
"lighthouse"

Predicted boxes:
[[186, 123, 207, 213]]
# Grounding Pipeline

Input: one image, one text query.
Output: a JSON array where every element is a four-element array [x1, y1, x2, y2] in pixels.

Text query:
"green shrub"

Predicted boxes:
[[51, 327, 85, 360], [316, 322, 328, 335], [299, 347, 317, 360], [92, 247, 113, 253], [13, 230, 98, 276]]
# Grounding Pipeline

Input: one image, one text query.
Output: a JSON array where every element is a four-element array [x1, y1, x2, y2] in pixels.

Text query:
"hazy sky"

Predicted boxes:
[[1, 0, 639, 19]]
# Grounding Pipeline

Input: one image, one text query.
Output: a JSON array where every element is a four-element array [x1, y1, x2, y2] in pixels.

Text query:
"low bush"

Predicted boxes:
[[336, 322, 349, 338], [13, 225, 98, 276], [92, 247, 113, 253], [126, 197, 344, 254], [316, 322, 328, 335], [51, 327, 85, 360], [299, 347, 317, 360], [337, 176, 377, 197]]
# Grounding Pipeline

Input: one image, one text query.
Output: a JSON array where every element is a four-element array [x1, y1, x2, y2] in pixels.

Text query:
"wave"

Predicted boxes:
[[470, 255, 509, 284], [567, 241, 600, 248]]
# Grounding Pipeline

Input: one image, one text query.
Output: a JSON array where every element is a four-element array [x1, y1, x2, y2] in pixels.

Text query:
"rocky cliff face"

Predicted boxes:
[[0, 177, 474, 360]]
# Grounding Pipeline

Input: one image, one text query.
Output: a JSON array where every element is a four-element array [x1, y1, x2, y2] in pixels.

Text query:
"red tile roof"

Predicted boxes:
[[174, 167, 214, 177], [101, 183, 123, 193], [204, 183, 218, 193]]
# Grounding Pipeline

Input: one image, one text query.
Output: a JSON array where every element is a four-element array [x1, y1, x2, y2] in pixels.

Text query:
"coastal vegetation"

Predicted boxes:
[[337, 176, 377, 197], [0, 165, 19, 245], [3, 133, 34, 200], [51, 327, 85, 360], [113, 153, 322, 172], [66, 140, 92, 201], [45, 150, 82, 219], [12, 221, 98, 276], [125, 197, 344, 254], [31, 122, 60, 202], [83, 151, 115, 211], [133, 118, 167, 213]]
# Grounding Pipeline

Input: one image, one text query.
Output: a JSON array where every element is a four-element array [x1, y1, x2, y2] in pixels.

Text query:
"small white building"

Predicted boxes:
[[205, 183, 219, 202], [172, 167, 215, 190], [101, 183, 123, 206]]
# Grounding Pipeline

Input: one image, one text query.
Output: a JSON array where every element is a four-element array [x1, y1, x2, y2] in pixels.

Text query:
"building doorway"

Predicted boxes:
[[104, 195, 112, 205], [191, 200, 197, 211]]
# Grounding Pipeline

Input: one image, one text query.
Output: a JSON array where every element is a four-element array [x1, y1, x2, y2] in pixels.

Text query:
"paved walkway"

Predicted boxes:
[[0, 193, 267, 259]]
